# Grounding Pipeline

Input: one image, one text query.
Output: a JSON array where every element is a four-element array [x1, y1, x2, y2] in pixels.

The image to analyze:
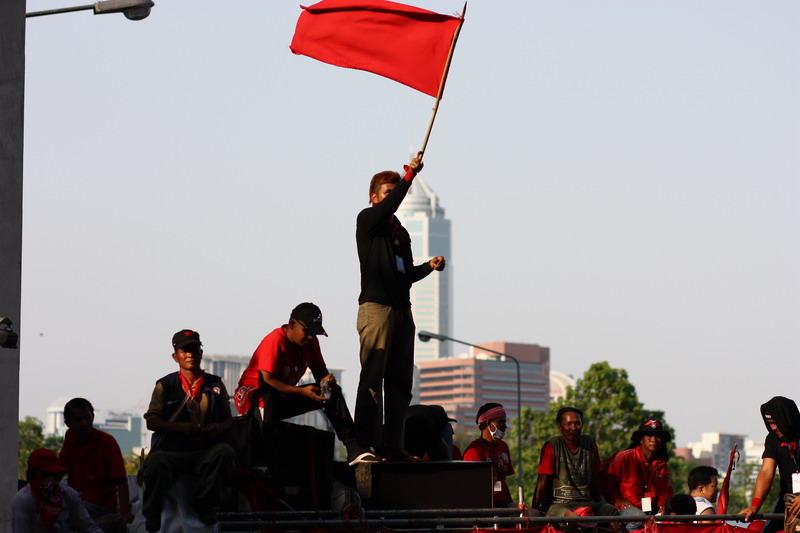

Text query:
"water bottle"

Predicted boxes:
[[321, 379, 331, 401]]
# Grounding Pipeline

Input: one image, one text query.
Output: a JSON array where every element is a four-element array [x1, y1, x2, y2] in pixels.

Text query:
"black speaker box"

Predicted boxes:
[[355, 460, 493, 509]]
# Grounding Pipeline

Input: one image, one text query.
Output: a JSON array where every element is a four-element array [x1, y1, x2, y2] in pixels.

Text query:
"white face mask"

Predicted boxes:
[[489, 422, 505, 441]]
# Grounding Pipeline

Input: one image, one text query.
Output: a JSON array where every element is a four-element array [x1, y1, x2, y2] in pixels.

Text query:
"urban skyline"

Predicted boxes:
[[16, 0, 797, 456], [397, 176, 453, 362]]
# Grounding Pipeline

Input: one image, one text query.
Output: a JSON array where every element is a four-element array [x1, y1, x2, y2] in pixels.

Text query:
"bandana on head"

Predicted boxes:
[[478, 406, 506, 425]]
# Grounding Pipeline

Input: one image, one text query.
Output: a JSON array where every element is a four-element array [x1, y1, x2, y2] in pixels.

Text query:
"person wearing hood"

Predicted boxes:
[[464, 403, 515, 507], [739, 396, 800, 532], [600, 419, 674, 530]]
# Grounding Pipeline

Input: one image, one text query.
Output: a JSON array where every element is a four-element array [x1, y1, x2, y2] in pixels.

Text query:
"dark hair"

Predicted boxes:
[[556, 406, 583, 424], [64, 397, 94, 423], [476, 402, 503, 430], [664, 494, 696, 515], [369, 170, 401, 202], [687, 465, 718, 491]]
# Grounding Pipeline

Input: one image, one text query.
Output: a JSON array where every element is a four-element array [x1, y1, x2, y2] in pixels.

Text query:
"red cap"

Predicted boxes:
[[28, 448, 67, 474]]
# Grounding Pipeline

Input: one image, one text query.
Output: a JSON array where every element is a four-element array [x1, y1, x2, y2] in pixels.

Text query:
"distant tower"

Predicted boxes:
[[396, 176, 452, 361]]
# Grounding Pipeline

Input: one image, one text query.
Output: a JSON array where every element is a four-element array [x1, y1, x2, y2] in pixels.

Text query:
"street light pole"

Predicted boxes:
[[1, 3, 154, 529], [418, 330, 524, 506], [26, 0, 154, 20]]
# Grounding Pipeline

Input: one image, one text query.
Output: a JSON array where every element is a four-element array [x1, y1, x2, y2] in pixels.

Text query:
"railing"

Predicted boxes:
[[218, 509, 783, 531]]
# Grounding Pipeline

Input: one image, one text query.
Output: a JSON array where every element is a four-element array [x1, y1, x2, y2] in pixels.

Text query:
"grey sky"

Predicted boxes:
[[20, 0, 798, 447]]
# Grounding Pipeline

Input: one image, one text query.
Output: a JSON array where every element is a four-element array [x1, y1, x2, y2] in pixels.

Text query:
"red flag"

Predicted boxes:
[[290, 0, 463, 98], [716, 443, 739, 515]]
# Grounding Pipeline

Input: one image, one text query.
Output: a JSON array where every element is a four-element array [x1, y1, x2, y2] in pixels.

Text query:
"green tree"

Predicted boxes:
[[724, 459, 782, 514], [507, 361, 676, 502], [18, 416, 63, 480]]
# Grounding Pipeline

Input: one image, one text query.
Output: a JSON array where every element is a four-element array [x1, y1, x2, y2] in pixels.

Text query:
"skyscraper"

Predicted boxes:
[[396, 176, 452, 361]]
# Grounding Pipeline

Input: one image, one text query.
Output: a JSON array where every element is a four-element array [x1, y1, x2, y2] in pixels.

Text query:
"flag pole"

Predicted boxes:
[[418, 2, 467, 159]]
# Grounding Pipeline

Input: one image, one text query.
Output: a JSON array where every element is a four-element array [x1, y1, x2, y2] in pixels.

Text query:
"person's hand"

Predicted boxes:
[[301, 384, 327, 402], [409, 152, 424, 175], [738, 506, 757, 522], [181, 422, 201, 436], [321, 373, 336, 387], [788, 495, 800, 518], [429, 256, 446, 271], [120, 512, 135, 524], [615, 499, 635, 509]]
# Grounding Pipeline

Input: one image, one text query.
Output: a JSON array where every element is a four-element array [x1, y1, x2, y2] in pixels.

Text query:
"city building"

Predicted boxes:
[[203, 353, 251, 409], [687, 432, 747, 471], [97, 412, 143, 457], [396, 176, 452, 362], [418, 342, 550, 426], [549, 370, 575, 401]]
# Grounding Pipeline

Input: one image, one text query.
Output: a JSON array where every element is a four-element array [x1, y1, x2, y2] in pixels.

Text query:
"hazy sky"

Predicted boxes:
[[20, 0, 798, 447]]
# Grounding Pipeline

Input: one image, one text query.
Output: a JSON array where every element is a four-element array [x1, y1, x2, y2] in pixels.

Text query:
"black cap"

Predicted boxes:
[[172, 329, 202, 350], [631, 419, 672, 442], [290, 303, 327, 337]]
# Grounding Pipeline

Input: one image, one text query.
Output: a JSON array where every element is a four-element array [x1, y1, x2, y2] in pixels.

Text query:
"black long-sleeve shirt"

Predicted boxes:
[[356, 178, 433, 307]]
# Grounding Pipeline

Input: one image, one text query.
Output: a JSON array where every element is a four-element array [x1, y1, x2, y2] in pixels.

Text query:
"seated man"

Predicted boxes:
[[601, 419, 674, 529], [58, 398, 131, 533], [532, 406, 616, 519], [234, 303, 374, 466], [141, 329, 235, 532], [404, 404, 458, 461], [12, 448, 103, 533], [463, 403, 515, 507], [688, 465, 718, 519]]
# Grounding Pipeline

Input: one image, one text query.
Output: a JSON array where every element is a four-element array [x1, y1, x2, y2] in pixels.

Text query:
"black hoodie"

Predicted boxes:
[[759, 396, 800, 495], [760, 396, 800, 443]]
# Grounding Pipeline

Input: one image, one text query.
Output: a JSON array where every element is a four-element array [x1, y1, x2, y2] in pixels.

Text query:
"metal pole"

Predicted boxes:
[[26, 4, 93, 17], [417, 331, 524, 505], [0, 2, 25, 531]]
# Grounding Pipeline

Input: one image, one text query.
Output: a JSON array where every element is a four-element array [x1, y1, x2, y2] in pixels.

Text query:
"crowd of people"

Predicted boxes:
[[525, 399, 800, 533], [13, 155, 448, 532], [11, 155, 798, 532]]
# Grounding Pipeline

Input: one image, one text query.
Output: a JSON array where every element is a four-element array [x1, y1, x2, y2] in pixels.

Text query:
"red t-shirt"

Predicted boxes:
[[58, 428, 126, 512], [537, 439, 601, 476], [234, 326, 326, 414], [464, 438, 515, 506]]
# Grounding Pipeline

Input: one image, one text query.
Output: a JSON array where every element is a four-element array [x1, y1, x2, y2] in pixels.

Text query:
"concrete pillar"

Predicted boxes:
[[0, 1, 25, 531]]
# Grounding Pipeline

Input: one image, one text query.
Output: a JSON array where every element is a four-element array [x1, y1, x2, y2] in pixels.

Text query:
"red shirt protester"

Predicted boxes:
[[601, 445, 673, 509], [59, 427, 127, 512], [464, 438, 515, 506], [234, 326, 326, 414]]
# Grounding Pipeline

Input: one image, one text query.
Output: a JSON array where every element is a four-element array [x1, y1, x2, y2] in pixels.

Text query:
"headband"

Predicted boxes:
[[478, 406, 506, 425]]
